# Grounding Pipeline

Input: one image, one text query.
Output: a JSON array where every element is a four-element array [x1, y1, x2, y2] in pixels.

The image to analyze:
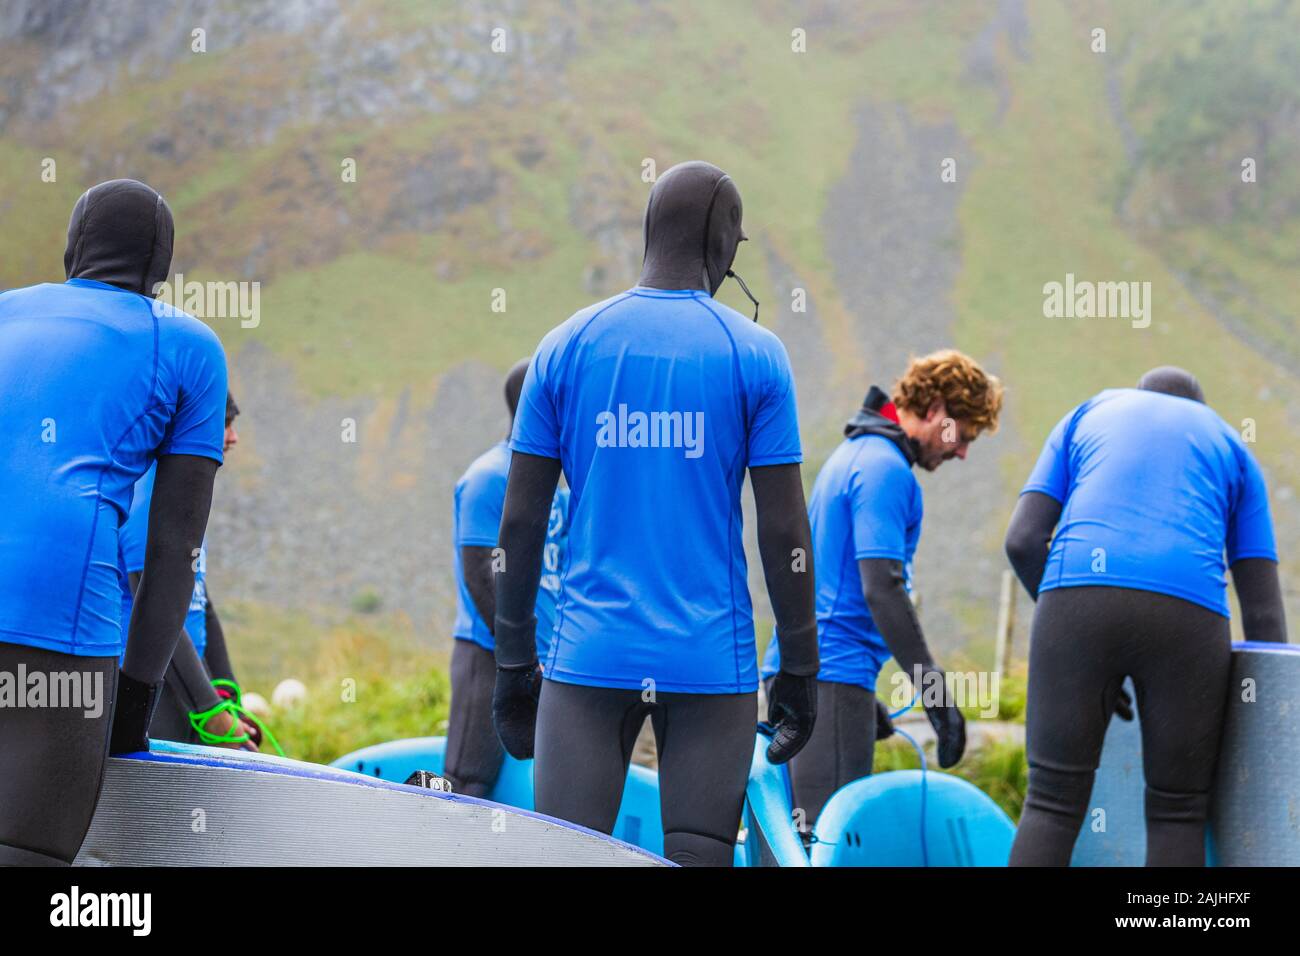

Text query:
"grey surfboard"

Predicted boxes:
[[1071, 641, 1300, 866], [75, 742, 668, 867]]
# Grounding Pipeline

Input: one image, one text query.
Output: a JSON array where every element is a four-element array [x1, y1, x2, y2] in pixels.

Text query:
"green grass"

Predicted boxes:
[[266, 665, 449, 766], [219, 601, 448, 764]]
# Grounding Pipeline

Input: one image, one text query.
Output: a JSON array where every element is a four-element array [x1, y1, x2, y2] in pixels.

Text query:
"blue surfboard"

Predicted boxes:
[[810, 769, 1015, 866], [737, 730, 1013, 866], [738, 731, 811, 867], [331, 736, 665, 856]]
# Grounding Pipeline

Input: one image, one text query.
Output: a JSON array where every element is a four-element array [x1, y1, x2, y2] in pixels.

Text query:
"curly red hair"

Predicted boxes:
[[892, 349, 1004, 435]]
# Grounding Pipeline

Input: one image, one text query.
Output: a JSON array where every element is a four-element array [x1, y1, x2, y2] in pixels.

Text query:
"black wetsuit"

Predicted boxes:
[[445, 638, 504, 797], [443, 363, 529, 798], [148, 636, 215, 744], [1005, 380, 1288, 866], [500, 454, 814, 866], [767, 388, 966, 831], [0, 645, 118, 865], [0, 180, 220, 865], [534, 681, 756, 865], [1011, 584, 1231, 866], [125, 570, 220, 745], [202, 596, 236, 682], [491, 162, 819, 867]]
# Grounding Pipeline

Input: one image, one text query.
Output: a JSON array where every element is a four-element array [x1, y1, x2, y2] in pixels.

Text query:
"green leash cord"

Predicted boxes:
[[189, 680, 285, 756]]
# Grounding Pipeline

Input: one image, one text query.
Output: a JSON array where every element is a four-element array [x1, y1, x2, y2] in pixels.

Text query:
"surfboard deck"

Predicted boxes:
[[331, 736, 667, 856], [76, 742, 668, 866]]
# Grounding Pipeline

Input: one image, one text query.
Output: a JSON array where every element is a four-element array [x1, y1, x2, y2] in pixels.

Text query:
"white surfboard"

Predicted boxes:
[[75, 742, 668, 867]]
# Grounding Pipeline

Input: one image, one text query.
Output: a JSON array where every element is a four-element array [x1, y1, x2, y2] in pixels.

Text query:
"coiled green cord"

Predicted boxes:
[[189, 679, 285, 756]]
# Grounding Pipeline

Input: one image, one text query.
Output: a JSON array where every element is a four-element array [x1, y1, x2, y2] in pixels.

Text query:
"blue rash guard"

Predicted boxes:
[[761, 433, 923, 690], [118, 462, 208, 656], [1022, 388, 1277, 617], [510, 287, 803, 694], [0, 279, 227, 657], [452, 440, 569, 659]]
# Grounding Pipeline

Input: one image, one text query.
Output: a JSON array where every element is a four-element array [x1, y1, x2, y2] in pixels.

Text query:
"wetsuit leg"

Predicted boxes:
[[1010, 589, 1118, 866], [651, 690, 756, 866], [535, 681, 754, 865], [1128, 602, 1230, 866], [533, 679, 646, 834], [1010, 587, 1230, 866], [0, 644, 118, 865], [444, 639, 507, 797], [787, 680, 875, 837]]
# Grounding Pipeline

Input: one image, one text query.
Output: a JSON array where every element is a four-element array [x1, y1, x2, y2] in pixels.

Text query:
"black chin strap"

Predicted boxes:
[[697, 172, 759, 322], [727, 268, 760, 322]]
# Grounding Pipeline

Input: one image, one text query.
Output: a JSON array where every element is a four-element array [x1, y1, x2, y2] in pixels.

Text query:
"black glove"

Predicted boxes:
[[492, 663, 542, 759], [874, 698, 895, 741], [763, 670, 817, 764], [1114, 684, 1134, 722], [925, 696, 966, 768], [109, 671, 162, 755]]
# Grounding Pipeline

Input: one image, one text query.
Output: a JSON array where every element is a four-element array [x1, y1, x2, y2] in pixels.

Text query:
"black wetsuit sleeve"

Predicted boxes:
[[1004, 491, 1063, 601], [461, 545, 497, 636], [169, 625, 221, 713], [750, 463, 819, 676], [493, 452, 562, 668], [121, 454, 218, 684], [859, 558, 936, 677], [202, 595, 236, 683], [1230, 557, 1289, 644], [126, 570, 220, 713]]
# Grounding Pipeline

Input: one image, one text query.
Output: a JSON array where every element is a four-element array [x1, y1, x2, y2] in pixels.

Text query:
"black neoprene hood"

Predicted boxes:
[[640, 160, 745, 296], [64, 179, 174, 296]]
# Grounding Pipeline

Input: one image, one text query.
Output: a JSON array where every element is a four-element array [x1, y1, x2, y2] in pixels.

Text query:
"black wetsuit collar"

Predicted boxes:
[[844, 385, 920, 466]]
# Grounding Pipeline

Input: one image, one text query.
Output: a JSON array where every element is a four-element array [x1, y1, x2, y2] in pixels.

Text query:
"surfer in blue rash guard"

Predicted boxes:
[[119, 392, 257, 748], [761, 351, 1003, 837], [0, 180, 231, 865], [491, 161, 820, 867], [444, 359, 569, 797], [1005, 367, 1287, 866], [198, 395, 249, 710]]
